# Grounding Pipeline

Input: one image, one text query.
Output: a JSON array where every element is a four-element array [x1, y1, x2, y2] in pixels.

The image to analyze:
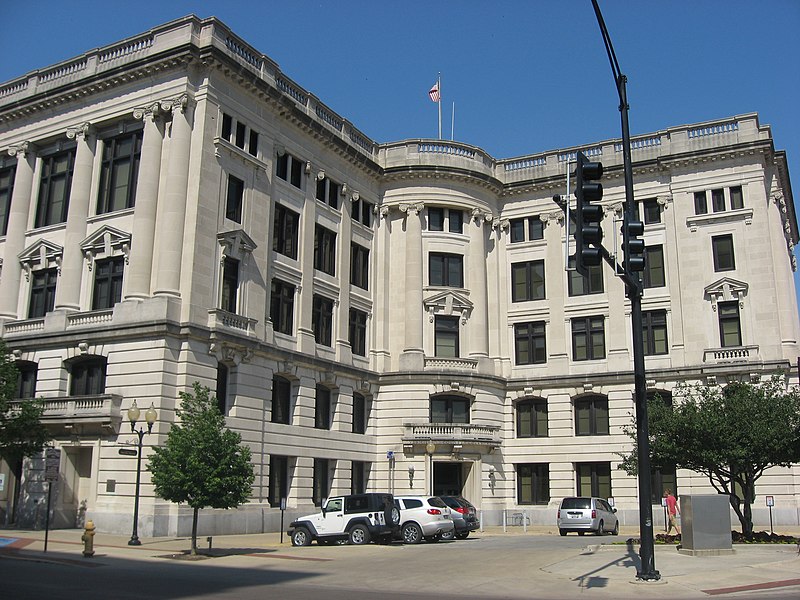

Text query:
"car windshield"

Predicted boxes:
[[561, 498, 591, 509]]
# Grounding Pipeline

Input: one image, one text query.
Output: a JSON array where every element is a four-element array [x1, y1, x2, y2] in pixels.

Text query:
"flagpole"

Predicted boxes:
[[437, 73, 442, 140], [451, 101, 455, 141]]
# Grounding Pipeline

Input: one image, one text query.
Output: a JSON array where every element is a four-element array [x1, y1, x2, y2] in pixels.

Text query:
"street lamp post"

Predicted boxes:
[[127, 400, 157, 546], [425, 442, 436, 495]]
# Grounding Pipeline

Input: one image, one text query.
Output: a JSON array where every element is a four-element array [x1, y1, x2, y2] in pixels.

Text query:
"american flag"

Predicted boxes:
[[428, 81, 440, 103]]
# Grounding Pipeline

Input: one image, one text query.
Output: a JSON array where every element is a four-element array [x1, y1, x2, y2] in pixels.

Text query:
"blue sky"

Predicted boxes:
[[2, 0, 799, 307]]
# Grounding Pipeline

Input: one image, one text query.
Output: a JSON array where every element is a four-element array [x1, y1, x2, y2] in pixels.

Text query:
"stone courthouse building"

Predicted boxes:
[[1, 15, 798, 535]]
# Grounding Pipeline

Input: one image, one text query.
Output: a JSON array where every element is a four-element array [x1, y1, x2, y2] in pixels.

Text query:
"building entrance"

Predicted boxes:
[[433, 462, 464, 496]]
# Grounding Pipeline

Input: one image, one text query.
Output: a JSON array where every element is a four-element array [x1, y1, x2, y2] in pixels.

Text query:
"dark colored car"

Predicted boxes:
[[439, 496, 480, 539]]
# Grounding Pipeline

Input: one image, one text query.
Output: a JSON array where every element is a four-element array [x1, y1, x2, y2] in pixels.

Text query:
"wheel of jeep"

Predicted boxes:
[[559, 529, 567, 537], [388, 506, 401, 526], [611, 521, 619, 536], [455, 531, 470, 540], [291, 527, 312, 547], [595, 520, 604, 536], [440, 529, 455, 541], [402, 522, 423, 544], [349, 524, 371, 545]]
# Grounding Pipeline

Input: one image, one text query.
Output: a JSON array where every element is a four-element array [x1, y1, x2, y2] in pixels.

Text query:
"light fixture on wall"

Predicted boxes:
[[408, 465, 415, 488], [317, 170, 325, 181], [488, 465, 496, 490]]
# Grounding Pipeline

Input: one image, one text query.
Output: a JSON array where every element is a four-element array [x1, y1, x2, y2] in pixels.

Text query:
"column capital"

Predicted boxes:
[[160, 92, 193, 115], [66, 122, 93, 141], [470, 208, 494, 225], [399, 202, 424, 216], [133, 101, 162, 122], [7, 142, 30, 158]]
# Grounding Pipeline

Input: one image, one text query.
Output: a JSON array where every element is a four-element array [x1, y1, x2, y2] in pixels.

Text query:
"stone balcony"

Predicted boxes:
[[703, 345, 759, 364], [10, 394, 123, 435], [402, 422, 501, 454]]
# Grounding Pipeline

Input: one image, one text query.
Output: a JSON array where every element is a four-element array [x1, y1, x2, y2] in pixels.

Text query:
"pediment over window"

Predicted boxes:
[[80, 225, 131, 269], [18, 239, 63, 280], [217, 229, 257, 263], [704, 277, 748, 310], [423, 290, 473, 324]]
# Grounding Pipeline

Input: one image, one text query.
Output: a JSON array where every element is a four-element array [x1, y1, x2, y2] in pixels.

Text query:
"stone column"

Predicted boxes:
[[125, 102, 165, 300], [0, 143, 35, 319], [55, 122, 95, 311], [154, 94, 193, 298], [335, 191, 354, 359], [400, 202, 424, 369], [468, 209, 490, 361]]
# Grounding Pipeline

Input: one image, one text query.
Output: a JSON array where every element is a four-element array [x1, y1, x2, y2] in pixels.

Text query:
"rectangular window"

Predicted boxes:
[[273, 204, 300, 259], [351, 461, 367, 495], [510, 218, 526, 243], [35, 149, 75, 228], [28, 268, 57, 318], [313, 458, 331, 506], [221, 257, 239, 313], [268, 455, 289, 507], [575, 396, 609, 435], [225, 175, 244, 223], [248, 130, 259, 157], [642, 198, 661, 224], [430, 396, 469, 424], [576, 462, 612, 498], [276, 152, 303, 188], [349, 308, 368, 357], [642, 310, 668, 356], [314, 224, 337, 275], [312, 294, 334, 346], [15, 362, 37, 399], [729, 186, 744, 210], [718, 301, 742, 347], [70, 358, 107, 396], [316, 177, 340, 210], [221, 113, 233, 141], [315, 385, 331, 429], [650, 465, 677, 505], [435, 315, 459, 357], [352, 198, 373, 227], [511, 260, 545, 302], [92, 256, 124, 310], [711, 188, 725, 212], [0, 164, 15, 235], [97, 130, 142, 214], [517, 463, 550, 505], [270, 279, 295, 335], [568, 256, 603, 296], [271, 375, 291, 424], [517, 399, 548, 438], [712, 234, 735, 271], [428, 207, 444, 231], [235, 121, 246, 149], [352, 393, 366, 434], [510, 216, 543, 242], [643, 245, 665, 288], [350, 243, 369, 290], [216, 363, 229, 414], [571, 316, 605, 361], [694, 191, 708, 215], [429, 253, 464, 287], [514, 321, 547, 365], [448, 209, 464, 234]]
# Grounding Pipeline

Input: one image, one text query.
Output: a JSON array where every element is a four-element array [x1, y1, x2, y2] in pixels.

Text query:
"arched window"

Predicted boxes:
[[15, 360, 38, 399], [69, 356, 107, 396], [430, 395, 470, 424]]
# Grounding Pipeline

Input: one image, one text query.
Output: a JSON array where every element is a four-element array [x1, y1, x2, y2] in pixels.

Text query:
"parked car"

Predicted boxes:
[[394, 495, 455, 544], [288, 493, 400, 546], [439, 496, 480, 539], [557, 496, 619, 536]]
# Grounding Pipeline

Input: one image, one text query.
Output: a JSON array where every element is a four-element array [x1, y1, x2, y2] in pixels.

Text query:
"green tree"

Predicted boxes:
[[619, 376, 800, 537], [0, 340, 51, 523], [148, 382, 255, 554]]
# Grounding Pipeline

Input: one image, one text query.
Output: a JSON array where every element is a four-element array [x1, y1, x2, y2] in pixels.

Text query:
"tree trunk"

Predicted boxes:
[[9, 457, 23, 524], [190, 507, 199, 555]]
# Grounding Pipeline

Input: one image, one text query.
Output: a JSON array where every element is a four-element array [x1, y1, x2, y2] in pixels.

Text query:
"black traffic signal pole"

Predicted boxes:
[[590, 0, 660, 580]]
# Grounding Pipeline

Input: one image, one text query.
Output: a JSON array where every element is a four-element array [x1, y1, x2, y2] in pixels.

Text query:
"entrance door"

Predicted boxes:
[[62, 447, 93, 528], [433, 462, 463, 496]]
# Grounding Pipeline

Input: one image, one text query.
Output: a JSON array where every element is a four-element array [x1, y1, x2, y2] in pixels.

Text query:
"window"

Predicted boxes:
[[97, 130, 142, 214], [271, 375, 291, 424], [248, 130, 259, 157], [351, 461, 367, 495], [730, 186, 744, 210], [514, 321, 546, 365], [647, 389, 673, 408], [92, 256, 124, 310], [511, 260, 545, 302], [273, 204, 300, 259], [517, 399, 548, 438], [268, 455, 289, 507], [571, 316, 605, 361], [69, 357, 107, 396], [350, 243, 369, 290], [429, 253, 463, 287], [567, 256, 603, 296], [448, 210, 464, 233], [221, 113, 259, 156], [428, 207, 463, 233], [316, 176, 340, 209], [221, 113, 233, 140], [35, 149, 75, 227], [576, 462, 612, 498], [276, 152, 303, 188], [718, 301, 742, 347], [313, 458, 330, 506], [216, 363, 229, 414], [711, 188, 725, 212], [641, 198, 661, 225], [575, 395, 609, 435], [642, 310, 668, 356], [315, 385, 331, 429], [225, 175, 244, 223], [270, 279, 295, 335], [642, 245, 665, 288], [650, 465, 677, 504], [517, 463, 550, 505], [712, 234, 735, 271], [235, 121, 246, 149], [428, 207, 444, 231], [312, 294, 334, 346], [434, 315, 459, 357], [694, 191, 707, 215], [0, 164, 14, 235], [430, 395, 469, 424], [349, 308, 368, 357], [314, 224, 336, 275], [510, 216, 544, 242], [352, 198, 373, 227], [15, 361, 37, 399], [352, 392, 366, 434], [221, 257, 239, 313], [28, 268, 57, 318]]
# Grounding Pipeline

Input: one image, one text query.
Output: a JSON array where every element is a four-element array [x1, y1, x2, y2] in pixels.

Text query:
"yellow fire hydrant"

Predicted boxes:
[[82, 520, 96, 558]]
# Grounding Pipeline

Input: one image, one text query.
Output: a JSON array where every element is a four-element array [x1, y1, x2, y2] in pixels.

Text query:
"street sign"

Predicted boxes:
[[44, 448, 61, 482], [118, 448, 138, 456], [766, 495, 774, 507]]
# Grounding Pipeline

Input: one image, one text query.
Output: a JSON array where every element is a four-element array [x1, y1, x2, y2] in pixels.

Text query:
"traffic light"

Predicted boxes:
[[574, 151, 604, 274], [623, 214, 646, 272]]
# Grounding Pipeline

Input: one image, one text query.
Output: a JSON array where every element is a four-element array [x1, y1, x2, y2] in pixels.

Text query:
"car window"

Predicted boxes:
[[345, 495, 369, 513], [427, 497, 447, 508], [561, 498, 591, 510], [440, 497, 459, 509], [326, 498, 342, 512], [598, 500, 612, 512], [403, 499, 423, 509]]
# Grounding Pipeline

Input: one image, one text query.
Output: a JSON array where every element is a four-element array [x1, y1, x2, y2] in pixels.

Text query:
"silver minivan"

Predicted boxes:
[[557, 497, 619, 536]]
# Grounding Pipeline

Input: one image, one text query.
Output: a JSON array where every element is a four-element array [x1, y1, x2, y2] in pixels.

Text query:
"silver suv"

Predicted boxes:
[[557, 496, 619, 536], [394, 495, 454, 544]]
